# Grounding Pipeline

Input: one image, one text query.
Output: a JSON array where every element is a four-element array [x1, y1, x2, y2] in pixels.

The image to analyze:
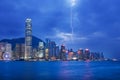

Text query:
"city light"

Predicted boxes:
[[0, 18, 105, 61], [85, 48, 89, 51], [72, 57, 77, 60], [3, 52, 11, 60]]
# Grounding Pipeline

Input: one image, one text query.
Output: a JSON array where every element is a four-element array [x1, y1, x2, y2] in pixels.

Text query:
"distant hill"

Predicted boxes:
[[0, 36, 44, 50]]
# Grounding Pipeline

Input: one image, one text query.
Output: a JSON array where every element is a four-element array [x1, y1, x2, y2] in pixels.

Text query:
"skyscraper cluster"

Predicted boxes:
[[0, 18, 104, 61], [0, 43, 12, 60]]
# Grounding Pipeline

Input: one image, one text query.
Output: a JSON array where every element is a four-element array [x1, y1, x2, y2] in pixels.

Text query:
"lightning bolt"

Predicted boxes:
[[70, 0, 76, 42], [71, 0, 76, 7]]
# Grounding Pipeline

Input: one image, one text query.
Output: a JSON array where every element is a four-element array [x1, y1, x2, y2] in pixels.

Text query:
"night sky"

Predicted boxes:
[[0, 0, 120, 58]]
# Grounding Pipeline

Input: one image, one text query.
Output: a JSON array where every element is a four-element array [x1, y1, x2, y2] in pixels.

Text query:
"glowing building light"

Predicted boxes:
[[5, 54, 8, 58], [3, 52, 11, 60], [85, 48, 89, 51], [77, 50, 80, 54], [72, 57, 77, 60], [25, 18, 32, 60], [45, 49, 49, 53]]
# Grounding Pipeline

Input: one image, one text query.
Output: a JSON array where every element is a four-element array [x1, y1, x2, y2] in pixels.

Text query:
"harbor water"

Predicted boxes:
[[0, 61, 120, 80]]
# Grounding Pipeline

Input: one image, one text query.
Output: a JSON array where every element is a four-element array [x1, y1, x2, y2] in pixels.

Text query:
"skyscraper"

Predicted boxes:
[[45, 38, 50, 60], [0, 43, 6, 60], [15, 44, 25, 60], [55, 45, 59, 59], [24, 18, 32, 60], [3, 43, 12, 60], [60, 44, 66, 60], [84, 48, 90, 60], [36, 42, 44, 59], [68, 49, 74, 60], [49, 41, 56, 59], [77, 48, 84, 60]]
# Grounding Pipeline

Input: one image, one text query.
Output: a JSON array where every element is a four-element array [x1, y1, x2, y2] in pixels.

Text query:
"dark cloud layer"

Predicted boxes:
[[0, 0, 120, 58]]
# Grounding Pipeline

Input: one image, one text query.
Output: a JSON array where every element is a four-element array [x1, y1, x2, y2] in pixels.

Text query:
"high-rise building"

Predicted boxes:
[[3, 43, 12, 60], [100, 52, 104, 60], [45, 39, 58, 60], [21, 44, 25, 59], [77, 48, 84, 60], [90, 52, 95, 60], [45, 38, 50, 60], [84, 48, 90, 60], [15, 44, 21, 59], [25, 18, 32, 60], [60, 44, 66, 60], [68, 49, 74, 60], [15, 44, 25, 60], [55, 45, 59, 59], [45, 48, 49, 60], [0, 43, 6, 60], [49, 41, 56, 58], [36, 42, 44, 59], [33, 48, 37, 59]]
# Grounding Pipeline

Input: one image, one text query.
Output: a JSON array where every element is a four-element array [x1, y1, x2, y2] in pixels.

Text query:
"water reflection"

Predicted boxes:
[[58, 61, 94, 80], [59, 61, 71, 79], [0, 61, 120, 80], [82, 62, 93, 80]]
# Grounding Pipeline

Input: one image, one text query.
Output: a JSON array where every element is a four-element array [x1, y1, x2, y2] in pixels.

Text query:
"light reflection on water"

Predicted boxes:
[[0, 61, 120, 80], [82, 62, 93, 80]]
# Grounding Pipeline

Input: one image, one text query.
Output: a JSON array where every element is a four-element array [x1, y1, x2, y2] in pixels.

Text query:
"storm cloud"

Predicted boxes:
[[0, 0, 120, 58]]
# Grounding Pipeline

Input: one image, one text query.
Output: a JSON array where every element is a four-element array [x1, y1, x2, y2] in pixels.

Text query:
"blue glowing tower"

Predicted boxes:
[[24, 18, 32, 60]]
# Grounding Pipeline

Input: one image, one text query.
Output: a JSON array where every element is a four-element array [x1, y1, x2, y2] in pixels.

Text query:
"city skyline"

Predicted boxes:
[[0, 0, 120, 58]]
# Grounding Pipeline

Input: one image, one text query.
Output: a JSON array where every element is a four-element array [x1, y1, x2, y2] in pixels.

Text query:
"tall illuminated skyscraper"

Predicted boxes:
[[24, 18, 32, 60]]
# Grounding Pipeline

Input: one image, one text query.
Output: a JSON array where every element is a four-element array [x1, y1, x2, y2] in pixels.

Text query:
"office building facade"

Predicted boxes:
[[25, 18, 32, 60]]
